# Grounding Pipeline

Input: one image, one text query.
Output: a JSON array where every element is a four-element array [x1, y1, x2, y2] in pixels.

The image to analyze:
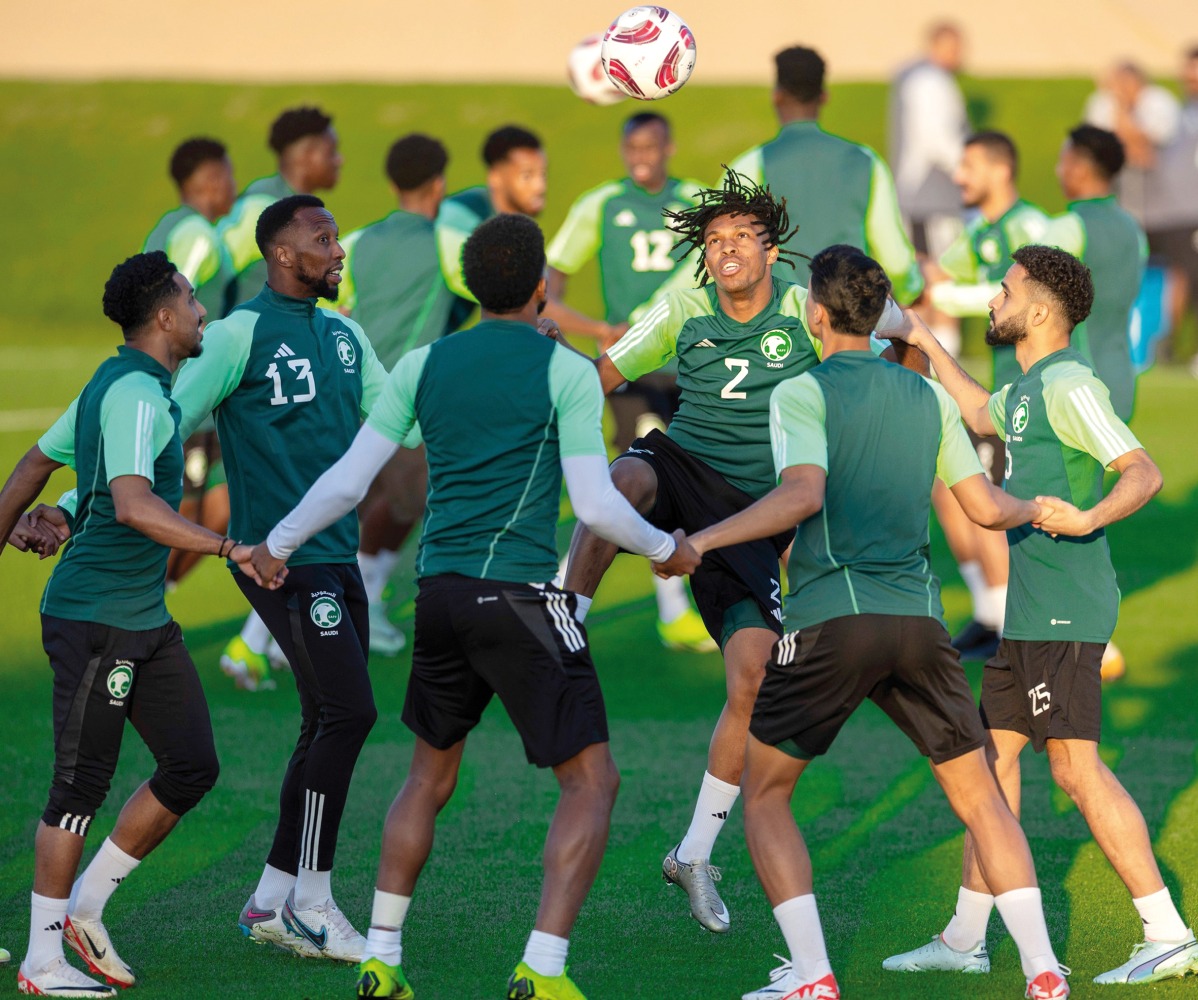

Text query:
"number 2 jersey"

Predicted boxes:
[[172, 285, 386, 566], [608, 276, 831, 499]]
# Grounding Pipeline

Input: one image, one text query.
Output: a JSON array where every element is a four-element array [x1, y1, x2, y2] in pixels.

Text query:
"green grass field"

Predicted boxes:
[[1, 79, 1197, 999]]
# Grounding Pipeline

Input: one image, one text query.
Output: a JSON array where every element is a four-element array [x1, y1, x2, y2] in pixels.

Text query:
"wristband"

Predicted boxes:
[[218, 536, 235, 559]]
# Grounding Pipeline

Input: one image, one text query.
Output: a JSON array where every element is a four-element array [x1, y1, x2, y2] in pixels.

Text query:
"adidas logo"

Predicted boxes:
[[111, 876, 125, 885], [274, 343, 296, 358], [712, 810, 728, 819], [44, 920, 63, 932], [695, 338, 716, 347]]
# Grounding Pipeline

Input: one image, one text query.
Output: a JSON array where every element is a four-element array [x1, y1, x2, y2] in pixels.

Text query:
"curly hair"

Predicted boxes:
[[1068, 124, 1125, 181], [663, 168, 802, 286], [385, 133, 448, 191], [255, 194, 326, 255], [482, 125, 541, 167], [102, 251, 179, 334], [808, 245, 892, 336], [462, 213, 545, 314], [268, 106, 334, 154], [169, 137, 227, 187], [1012, 244, 1094, 330]]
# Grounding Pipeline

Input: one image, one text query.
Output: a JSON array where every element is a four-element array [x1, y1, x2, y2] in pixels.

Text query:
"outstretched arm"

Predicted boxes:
[[0, 445, 63, 557]]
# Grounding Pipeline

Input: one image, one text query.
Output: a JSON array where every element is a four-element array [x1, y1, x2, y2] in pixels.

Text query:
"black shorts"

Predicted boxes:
[[1147, 225, 1198, 292], [403, 575, 608, 768], [979, 638, 1104, 751], [621, 429, 792, 646], [750, 614, 987, 764], [967, 427, 1006, 487]]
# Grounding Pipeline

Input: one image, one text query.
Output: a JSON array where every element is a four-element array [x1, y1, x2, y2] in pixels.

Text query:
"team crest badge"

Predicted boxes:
[[979, 237, 1001, 264], [613, 209, 637, 227], [760, 330, 792, 362], [310, 597, 342, 629], [1012, 398, 1030, 434], [107, 663, 133, 699], [335, 335, 356, 368]]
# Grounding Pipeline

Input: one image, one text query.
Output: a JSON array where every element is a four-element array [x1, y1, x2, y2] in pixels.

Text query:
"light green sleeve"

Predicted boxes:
[[626, 258, 702, 324], [931, 221, 995, 316], [725, 146, 765, 185], [1044, 211, 1087, 259], [938, 223, 980, 283], [987, 384, 1012, 442], [217, 193, 273, 274], [769, 374, 827, 476], [100, 373, 175, 485], [171, 314, 255, 438], [864, 149, 925, 305], [546, 184, 617, 275], [435, 200, 481, 301], [365, 345, 431, 445], [549, 347, 606, 458], [1008, 206, 1052, 247], [56, 489, 77, 519], [37, 397, 80, 468], [346, 315, 389, 416], [928, 379, 985, 486], [607, 288, 706, 380], [166, 215, 223, 289], [1044, 363, 1142, 468]]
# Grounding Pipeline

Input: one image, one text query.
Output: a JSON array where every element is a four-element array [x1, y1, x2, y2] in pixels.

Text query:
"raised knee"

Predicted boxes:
[[610, 458, 657, 511]]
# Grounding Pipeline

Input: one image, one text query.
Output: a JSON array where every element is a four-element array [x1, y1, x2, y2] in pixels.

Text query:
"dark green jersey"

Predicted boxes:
[[1049, 198, 1147, 421], [366, 320, 607, 582], [608, 277, 847, 499], [989, 348, 1141, 642], [772, 353, 983, 628], [217, 173, 295, 306], [38, 347, 184, 630], [334, 210, 456, 369], [545, 177, 703, 323], [729, 121, 923, 303], [143, 205, 237, 319], [172, 286, 387, 566], [435, 186, 494, 329]]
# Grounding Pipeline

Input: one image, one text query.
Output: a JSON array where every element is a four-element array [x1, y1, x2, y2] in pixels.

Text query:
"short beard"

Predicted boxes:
[[985, 311, 1028, 347], [187, 340, 204, 359], [296, 262, 338, 301]]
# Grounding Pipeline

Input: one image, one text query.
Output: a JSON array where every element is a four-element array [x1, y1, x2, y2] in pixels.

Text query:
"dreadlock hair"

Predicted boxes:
[[662, 168, 802, 286]]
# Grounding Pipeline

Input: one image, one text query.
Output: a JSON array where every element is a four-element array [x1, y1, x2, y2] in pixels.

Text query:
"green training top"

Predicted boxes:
[[434, 186, 494, 328], [334, 210, 457, 369], [172, 285, 386, 566], [143, 205, 238, 319], [546, 176, 704, 324], [366, 319, 606, 582], [989, 347, 1141, 642], [609, 276, 834, 499], [38, 346, 184, 630], [772, 352, 983, 628], [217, 173, 294, 306], [1047, 197, 1146, 422], [728, 121, 924, 304]]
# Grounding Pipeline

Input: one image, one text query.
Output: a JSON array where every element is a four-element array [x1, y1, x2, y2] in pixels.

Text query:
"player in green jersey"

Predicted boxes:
[[246, 214, 699, 1000], [546, 111, 712, 654], [335, 134, 456, 658], [560, 172, 907, 934], [173, 195, 388, 965], [725, 46, 923, 303], [215, 106, 343, 687], [0, 252, 270, 998], [658, 245, 1070, 1000], [884, 245, 1197, 986]]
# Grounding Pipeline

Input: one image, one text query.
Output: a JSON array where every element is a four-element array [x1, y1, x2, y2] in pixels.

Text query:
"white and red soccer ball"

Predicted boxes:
[[600, 6, 697, 101], [567, 34, 628, 106]]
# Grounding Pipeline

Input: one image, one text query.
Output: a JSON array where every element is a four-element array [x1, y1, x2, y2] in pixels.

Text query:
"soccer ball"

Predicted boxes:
[[600, 6, 697, 101], [567, 34, 627, 106]]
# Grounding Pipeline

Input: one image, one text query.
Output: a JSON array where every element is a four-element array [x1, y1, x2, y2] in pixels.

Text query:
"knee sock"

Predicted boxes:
[[959, 561, 987, 623], [292, 866, 332, 910], [68, 837, 139, 920], [677, 771, 740, 863], [1134, 887, 1189, 941], [654, 574, 692, 624], [253, 863, 296, 911], [522, 929, 569, 978], [942, 886, 994, 950], [240, 611, 272, 655], [774, 895, 833, 983], [365, 890, 411, 965], [994, 887, 1058, 980], [358, 549, 400, 606], [25, 893, 67, 972]]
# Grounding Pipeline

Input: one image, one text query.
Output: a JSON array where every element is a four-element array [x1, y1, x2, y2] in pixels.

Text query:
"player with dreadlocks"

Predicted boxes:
[[560, 169, 907, 934]]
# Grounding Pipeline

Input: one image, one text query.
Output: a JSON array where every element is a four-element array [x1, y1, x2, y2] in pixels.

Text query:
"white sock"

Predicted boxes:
[[26, 892, 67, 972], [942, 886, 994, 951], [253, 864, 296, 911], [677, 771, 740, 863], [554, 554, 569, 590], [985, 584, 1007, 633], [68, 837, 139, 920], [365, 926, 403, 966], [359, 549, 400, 605], [522, 929, 568, 978], [292, 867, 332, 910], [993, 887, 1058, 980], [959, 561, 987, 621], [240, 611, 272, 655], [370, 889, 411, 929], [654, 574, 691, 624], [1134, 887, 1189, 942], [573, 594, 592, 624], [774, 895, 833, 983]]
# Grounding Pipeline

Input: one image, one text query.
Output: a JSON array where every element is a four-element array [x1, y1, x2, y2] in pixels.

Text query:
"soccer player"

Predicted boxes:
[[726, 46, 923, 302], [883, 246, 1198, 985], [172, 195, 387, 962], [546, 111, 712, 653], [215, 106, 342, 685], [336, 133, 457, 657], [0, 252, 267, 998], [246, 213, 699, 1000], [561, 171, 904, 934], [658, 244, 1070, 1000]]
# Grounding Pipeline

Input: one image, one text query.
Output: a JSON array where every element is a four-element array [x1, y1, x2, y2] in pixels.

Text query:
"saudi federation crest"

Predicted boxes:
[[760, 330, 793, 362], [310, 597, 342, 629], [979, 236, 1002, 264], [107, 664, 133, 699], [1012, 399, 1030, 434], [336, 335, 356, 368]]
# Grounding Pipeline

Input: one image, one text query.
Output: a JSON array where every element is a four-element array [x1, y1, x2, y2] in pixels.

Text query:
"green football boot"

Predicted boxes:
[[356, 956, 414, 999]]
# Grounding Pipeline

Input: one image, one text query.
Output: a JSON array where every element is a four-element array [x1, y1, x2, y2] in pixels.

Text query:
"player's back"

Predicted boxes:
[[220, 174, 294, 305]]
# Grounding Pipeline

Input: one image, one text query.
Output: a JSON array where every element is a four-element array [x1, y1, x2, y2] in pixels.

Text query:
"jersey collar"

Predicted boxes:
[[260, 283, 320, 317], [115, 344, 172, 386], [1066, 195, 1117, 210]]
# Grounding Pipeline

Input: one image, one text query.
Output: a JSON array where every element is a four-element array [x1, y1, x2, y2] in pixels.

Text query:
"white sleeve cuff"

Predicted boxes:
[[561, 454, 675, 561]]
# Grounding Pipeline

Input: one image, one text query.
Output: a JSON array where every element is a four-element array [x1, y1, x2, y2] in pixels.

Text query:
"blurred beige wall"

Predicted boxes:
[[2, 0, 1192, 83]]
